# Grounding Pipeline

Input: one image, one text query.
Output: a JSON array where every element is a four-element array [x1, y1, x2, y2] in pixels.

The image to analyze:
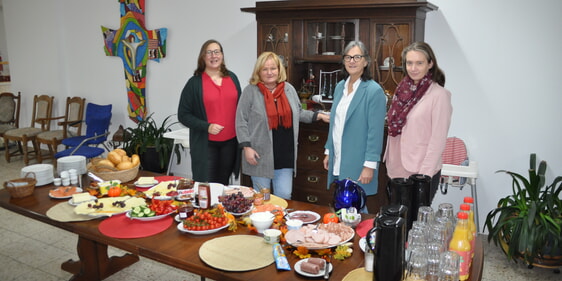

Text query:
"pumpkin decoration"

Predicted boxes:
[[107, 186, 122, 197]]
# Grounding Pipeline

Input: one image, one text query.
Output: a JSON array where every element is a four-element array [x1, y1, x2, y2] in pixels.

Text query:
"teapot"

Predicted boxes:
[[331, 178, 367, 212]]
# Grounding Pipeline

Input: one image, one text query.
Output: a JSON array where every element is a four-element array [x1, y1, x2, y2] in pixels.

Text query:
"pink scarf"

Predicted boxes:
[[387, 73, 433, 137]]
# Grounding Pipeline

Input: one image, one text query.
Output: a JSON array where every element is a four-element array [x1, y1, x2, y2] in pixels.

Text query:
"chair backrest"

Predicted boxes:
[[0, 91, 20, 127], [84, 103, 112, 143], [32, 94, 54, 130], [63, 96, 86, 138], [441, 136, 469, 186]]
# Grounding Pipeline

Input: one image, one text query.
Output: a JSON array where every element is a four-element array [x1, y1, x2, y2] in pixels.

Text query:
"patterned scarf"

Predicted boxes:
[[387, 73, 433, 137], [257, 82, 293, 129]]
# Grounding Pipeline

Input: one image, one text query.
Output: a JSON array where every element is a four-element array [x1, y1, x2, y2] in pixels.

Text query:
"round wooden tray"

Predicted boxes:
[[199, 235, 274, 271]]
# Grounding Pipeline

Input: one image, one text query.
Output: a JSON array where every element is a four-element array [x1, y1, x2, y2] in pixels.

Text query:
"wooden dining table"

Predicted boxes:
[[0, 171, 483, 281]]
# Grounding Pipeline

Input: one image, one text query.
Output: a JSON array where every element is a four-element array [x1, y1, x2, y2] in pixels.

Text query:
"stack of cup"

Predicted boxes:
[[60, 171, 70, 186], [69, 169, 79, 185]]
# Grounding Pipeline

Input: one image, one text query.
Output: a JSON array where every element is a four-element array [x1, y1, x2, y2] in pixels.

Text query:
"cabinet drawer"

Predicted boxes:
[[292, 169, 332, 205]]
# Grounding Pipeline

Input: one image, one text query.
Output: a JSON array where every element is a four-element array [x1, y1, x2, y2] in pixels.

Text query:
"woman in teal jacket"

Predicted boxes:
[[323, 41, 386, 212]]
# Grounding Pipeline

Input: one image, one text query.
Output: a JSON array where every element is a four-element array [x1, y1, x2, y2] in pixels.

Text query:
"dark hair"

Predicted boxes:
[[193, 39, 229, 77], [401, 41, 446, 86], [341, 40, 372, 81]]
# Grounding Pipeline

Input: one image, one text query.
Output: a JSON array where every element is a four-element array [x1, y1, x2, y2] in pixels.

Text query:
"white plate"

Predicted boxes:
[[285, 223, 355, 250], [287, 210, 321, 224], [48, 187, 84, 199], [134, 180, 158, 188], [359, 237, 367, 252], [224, 185, 256, 198], [226, 204, 254, 216], [125, 210, 175, 221], [294, 258, 333, 277], [68, 195, 97, 206], [176, 221, 229, 235]]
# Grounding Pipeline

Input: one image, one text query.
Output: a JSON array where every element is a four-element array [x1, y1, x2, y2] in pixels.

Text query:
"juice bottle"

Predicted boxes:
[[460, 204, 475, 261], [449, 211, 471, 280], [463, 197, 478, 257]]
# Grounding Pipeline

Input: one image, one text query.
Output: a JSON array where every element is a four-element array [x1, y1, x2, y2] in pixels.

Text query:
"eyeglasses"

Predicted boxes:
[[206, 49, 222, 56], [343, 55, 364, 62]]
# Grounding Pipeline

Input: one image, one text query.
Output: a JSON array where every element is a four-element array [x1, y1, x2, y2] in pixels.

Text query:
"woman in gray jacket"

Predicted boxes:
[[236, 52, 329, 199]]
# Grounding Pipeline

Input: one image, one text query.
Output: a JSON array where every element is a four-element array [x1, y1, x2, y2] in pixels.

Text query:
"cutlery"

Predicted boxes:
[[324, 254, 331, 280]]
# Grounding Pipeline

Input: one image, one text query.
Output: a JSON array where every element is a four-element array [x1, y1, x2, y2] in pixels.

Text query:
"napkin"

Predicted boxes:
[[355, 218, 375, 238]]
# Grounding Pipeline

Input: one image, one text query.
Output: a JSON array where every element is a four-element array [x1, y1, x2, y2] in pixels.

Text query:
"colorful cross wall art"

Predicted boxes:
[[102, 0, 167, 123]]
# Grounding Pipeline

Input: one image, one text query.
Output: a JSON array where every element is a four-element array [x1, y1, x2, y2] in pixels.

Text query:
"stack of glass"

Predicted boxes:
[[404, 204, 462, 281]]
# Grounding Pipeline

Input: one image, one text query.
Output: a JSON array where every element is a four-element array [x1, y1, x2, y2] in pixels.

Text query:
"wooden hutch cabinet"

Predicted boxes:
[[241, 0, 437, 206]]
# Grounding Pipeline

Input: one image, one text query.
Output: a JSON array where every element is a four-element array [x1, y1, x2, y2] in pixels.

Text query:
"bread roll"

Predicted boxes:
[[107, 151, 122, 165], [113, 148, 127, 156], [97, 159, 115, 168], [131, 154, 140, 166], [117, 161, 134, 170]]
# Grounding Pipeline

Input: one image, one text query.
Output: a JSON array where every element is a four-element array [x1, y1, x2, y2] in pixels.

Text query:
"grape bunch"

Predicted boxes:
[[219, 192, 253, 214]]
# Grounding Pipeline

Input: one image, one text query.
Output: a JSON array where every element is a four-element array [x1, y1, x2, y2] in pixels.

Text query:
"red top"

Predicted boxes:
[[202, 72, 238, 141]]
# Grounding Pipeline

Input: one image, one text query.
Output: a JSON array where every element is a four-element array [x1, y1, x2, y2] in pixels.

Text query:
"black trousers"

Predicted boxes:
[[207, 137, 238, 185]]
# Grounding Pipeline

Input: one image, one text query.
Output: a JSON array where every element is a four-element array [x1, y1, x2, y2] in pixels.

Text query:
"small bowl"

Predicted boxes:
[[286, 219, 303, 231], [249, 211, 275, 234]]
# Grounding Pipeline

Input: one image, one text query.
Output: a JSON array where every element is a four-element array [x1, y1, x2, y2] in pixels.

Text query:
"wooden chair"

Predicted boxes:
[[0, 92, 21, 140], [36, 96, 86, 164], [3, 94, 54, 165]]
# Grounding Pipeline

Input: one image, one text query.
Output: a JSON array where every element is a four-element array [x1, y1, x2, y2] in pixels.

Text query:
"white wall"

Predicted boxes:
[[2, 0, 561, 232]]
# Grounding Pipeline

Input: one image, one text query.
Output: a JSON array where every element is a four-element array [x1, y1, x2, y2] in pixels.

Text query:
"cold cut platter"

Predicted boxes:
[[284, 222, 354, 249]]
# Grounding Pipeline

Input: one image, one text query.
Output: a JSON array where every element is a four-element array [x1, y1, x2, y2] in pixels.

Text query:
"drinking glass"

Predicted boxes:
[[438, 251, 460, 281], [427, 242, 443, 281], [405, 246, 428, 281], [417, 206, 435, 224]]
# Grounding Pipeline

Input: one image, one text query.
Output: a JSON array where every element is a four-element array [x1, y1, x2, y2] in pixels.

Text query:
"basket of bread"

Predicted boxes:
[[87, 148, 140, 182]]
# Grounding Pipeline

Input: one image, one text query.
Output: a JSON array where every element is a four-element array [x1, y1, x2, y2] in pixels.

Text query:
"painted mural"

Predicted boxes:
[[102, 0, 167, 123]]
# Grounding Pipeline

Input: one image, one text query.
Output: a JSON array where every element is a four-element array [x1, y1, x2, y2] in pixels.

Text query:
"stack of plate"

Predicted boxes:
[[21, 164, 54, 186], [57, 156, 87, 175]]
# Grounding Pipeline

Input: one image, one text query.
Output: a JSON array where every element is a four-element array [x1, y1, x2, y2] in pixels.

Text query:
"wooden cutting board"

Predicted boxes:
[[199, 235, 274, 271]]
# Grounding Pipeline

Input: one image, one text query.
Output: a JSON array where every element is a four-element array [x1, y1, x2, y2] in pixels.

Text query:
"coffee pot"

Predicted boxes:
[[366, 215, 406, 281], [330, 178, 366, 212]]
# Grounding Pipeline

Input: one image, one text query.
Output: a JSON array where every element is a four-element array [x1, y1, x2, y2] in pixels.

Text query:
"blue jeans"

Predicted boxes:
[[251, 168, 293, 200]]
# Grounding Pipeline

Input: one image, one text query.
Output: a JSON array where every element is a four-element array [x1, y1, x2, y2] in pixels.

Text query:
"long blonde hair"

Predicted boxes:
[[249, 52, 287, 85]]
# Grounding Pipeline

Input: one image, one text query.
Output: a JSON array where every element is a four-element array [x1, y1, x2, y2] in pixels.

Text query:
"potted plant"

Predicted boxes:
[[122, 114, 182, 173], [484, 153, 562, 269]]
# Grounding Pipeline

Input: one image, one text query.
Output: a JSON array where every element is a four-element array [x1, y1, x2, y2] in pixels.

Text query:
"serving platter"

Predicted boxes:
[[287, 210, 320, 224], [176, 221, 229, 235], [126, 209, 175, 221], [67, 195, 97, 206], [285, 223, 355, 250], [48, 187, 83, 199], [294, 258, 333, 277], [73, 196, 146, 217]]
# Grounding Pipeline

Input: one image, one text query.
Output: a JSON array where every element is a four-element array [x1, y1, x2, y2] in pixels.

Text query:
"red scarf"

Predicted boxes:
[[387, 73, 433, 137], [258, 82, 293, 129]]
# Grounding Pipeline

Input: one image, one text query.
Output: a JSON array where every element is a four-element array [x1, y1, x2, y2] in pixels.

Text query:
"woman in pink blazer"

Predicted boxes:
[[384, 42, 453, 201]]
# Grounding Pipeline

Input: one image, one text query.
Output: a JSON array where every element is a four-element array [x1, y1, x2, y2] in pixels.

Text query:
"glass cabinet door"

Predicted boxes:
[[306, 20, 358, 57]]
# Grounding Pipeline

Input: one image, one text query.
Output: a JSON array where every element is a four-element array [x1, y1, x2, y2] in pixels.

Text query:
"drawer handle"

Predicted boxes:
[[307, 176, 319, 183], [306, 195, 318, 203], [308, 135, 319, 142], [307, 155, 319, 162]]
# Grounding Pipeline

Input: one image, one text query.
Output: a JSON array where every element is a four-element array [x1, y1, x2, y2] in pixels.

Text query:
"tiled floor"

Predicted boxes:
[[0, 153, 560, 280]]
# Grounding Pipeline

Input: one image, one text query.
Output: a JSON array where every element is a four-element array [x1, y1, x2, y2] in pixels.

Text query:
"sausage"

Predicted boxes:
[[307, 257, 325, 270], [300, 261, 319, 274]]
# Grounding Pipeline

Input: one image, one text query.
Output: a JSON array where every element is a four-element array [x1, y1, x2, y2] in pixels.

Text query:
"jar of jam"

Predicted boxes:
[[261, 188, 271, 201], [254, 192, 264, 206], [177, 178, 194, 190], [178, 202, 194, 219]]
